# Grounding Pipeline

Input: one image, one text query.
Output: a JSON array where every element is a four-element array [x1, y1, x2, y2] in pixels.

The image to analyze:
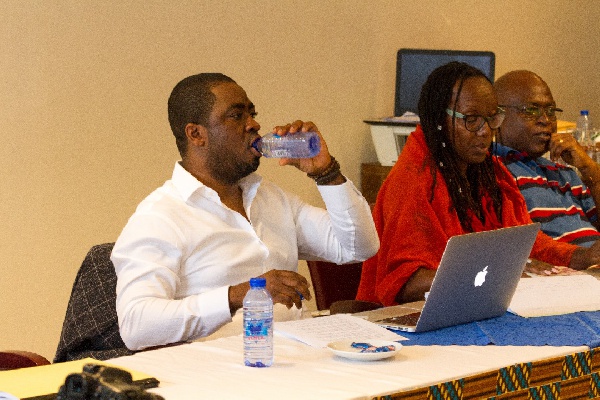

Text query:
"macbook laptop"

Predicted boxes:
[[356, 223, 540, 332]]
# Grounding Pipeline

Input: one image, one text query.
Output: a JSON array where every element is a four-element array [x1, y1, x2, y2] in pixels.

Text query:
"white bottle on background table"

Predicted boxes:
[[576, 110, 595, 159]]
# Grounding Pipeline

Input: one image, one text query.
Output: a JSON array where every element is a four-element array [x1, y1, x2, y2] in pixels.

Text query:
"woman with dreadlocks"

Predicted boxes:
[[357, 62, 599, 306]]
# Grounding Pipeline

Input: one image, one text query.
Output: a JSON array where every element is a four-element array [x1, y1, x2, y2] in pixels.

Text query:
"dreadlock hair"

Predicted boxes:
[[168, 73, 236, 157], [417, 61, 503, 232]]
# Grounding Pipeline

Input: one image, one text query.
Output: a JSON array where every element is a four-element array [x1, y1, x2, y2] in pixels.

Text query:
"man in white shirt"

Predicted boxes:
[[111, 73, 379, 350]]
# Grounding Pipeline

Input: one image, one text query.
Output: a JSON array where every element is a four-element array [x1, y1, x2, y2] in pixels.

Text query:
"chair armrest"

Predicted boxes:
[[0, 350, 51, 370]]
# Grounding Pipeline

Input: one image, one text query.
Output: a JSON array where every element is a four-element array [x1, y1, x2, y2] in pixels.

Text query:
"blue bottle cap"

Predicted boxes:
[[249, 277, 266, 288], [581, 110, 589, 115]]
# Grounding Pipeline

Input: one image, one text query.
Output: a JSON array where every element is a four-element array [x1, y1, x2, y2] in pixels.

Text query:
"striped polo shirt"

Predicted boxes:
[[494, 143, 600, 247]]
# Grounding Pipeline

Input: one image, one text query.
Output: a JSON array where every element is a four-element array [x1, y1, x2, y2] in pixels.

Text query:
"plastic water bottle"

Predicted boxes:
[[243, 277, 273, 367], [576, 110, 595, 158], [252, 131, 321, 158]]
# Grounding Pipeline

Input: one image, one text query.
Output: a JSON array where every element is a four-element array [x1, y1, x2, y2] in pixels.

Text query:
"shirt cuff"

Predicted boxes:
[[194, 285, 233, 336], [316, 178, 363, 211]]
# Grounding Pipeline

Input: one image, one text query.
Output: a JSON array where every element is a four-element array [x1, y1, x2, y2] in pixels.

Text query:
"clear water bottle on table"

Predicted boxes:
[[243, 277, 273, 367], [252, 131, 321, 158], [576, 110, 595, 159]]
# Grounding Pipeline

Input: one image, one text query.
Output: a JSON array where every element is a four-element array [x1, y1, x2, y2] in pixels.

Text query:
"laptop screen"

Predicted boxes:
[[394, 49, 495, 117]]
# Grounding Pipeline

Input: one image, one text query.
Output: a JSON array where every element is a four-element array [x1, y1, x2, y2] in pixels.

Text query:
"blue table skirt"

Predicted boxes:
[[396, 311, 600, 347]]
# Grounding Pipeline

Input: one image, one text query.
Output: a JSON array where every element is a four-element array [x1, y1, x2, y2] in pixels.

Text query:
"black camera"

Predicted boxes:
[[57, 363, 164, 400]]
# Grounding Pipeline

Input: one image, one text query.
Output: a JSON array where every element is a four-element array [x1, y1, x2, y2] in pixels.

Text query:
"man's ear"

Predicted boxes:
[[184, 123, 208, 147]]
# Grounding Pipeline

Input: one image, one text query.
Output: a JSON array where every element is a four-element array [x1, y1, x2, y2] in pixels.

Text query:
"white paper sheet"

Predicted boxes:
[[508, 275, 600, 317], [274, 314, 404, 348]]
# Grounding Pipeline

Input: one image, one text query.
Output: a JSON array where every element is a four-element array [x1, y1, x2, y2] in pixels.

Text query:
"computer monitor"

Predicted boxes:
[[394, 49, 495, 117]]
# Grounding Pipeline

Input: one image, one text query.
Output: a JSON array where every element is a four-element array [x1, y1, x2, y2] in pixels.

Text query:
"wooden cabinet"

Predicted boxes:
[[360, 162, 393, 205]]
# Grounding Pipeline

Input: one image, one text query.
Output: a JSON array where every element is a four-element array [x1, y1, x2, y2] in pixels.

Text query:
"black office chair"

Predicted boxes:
[[54, 243, 134, 362], [306, 260, 382, 314]]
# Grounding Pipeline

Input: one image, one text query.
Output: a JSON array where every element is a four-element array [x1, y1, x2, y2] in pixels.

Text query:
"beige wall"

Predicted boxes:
[[1, 1, 599, 361]]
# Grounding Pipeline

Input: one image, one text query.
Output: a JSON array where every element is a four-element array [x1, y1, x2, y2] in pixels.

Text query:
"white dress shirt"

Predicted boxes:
[[112, 162, 379, 350]]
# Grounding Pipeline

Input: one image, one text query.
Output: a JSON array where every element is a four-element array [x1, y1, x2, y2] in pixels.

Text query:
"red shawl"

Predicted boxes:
[[356, 125, 577, 306]]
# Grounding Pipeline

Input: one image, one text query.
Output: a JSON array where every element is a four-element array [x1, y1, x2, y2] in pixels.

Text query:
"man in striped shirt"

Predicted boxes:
[[493, 70, 600, 247]]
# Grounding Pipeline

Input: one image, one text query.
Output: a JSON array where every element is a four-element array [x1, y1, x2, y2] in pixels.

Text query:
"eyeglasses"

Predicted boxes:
[[446, 107, 506, 132], [499, 104, 563, 120]]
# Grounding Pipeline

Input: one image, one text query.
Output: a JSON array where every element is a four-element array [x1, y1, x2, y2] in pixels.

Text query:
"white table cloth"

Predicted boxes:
[[108, 335, 586, 400]]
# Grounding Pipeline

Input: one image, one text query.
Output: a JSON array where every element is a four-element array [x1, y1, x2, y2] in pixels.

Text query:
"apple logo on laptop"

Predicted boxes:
[[474, 266, 488, 287]]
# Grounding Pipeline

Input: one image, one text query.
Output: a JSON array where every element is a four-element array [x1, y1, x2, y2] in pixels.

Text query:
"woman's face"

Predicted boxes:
[[446, 76, 498, 174]]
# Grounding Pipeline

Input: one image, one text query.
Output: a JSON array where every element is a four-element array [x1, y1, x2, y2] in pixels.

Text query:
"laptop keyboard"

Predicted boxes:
[[376, 312, 421, 326]]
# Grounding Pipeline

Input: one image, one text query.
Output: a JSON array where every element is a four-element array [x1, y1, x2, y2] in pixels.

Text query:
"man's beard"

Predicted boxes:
[[205, 147, 260, 185]]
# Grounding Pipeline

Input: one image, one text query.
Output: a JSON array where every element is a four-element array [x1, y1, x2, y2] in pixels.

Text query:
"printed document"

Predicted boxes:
[[275, 314, 404, 348], [508, 274, 600, 317]]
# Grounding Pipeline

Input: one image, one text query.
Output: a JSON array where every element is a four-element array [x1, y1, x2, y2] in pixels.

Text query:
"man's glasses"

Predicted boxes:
[[499, 104, 563, 120], [446, 107, 506, 132]]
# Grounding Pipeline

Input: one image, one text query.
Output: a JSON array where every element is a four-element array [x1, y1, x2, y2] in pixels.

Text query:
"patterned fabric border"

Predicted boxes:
[[426, 379, 463, 400], [562, 350, 592, 379], [373, 347, 600, 400], [497, 362, 531, 394]]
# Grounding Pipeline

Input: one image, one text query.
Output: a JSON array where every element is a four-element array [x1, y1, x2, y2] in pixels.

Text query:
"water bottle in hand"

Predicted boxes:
[[252, 131, 321, 158]]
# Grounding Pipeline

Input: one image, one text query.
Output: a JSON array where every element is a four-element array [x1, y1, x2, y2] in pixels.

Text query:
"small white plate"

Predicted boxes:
[[327, 340, 401, 361]]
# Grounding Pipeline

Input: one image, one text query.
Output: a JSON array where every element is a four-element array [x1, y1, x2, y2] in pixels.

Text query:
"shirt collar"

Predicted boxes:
[[171, 161, 262, 204], [492, 143, 534, 162], [172, 161, 204, 201]]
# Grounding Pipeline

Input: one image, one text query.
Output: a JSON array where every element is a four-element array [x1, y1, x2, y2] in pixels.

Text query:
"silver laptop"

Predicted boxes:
[[356, 223, 540, 332]]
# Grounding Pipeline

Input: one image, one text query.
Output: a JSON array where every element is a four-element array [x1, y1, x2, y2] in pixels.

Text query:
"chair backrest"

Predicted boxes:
[[306, 261, 364, 311], [0, 350, 50, 370], [54, 243, 134, 363]]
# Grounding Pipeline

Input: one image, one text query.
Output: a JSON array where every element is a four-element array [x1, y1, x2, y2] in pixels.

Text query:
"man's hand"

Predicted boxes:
[[568, 240, 600, 270], [549, 133, 595, 169], [228, 270, 312, 314], [270, 120, 332, 175]]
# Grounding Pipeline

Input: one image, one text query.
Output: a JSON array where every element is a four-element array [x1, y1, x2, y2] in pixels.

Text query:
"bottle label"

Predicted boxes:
[[244, 318, 272, 339], [267, 149, 294, 158]]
